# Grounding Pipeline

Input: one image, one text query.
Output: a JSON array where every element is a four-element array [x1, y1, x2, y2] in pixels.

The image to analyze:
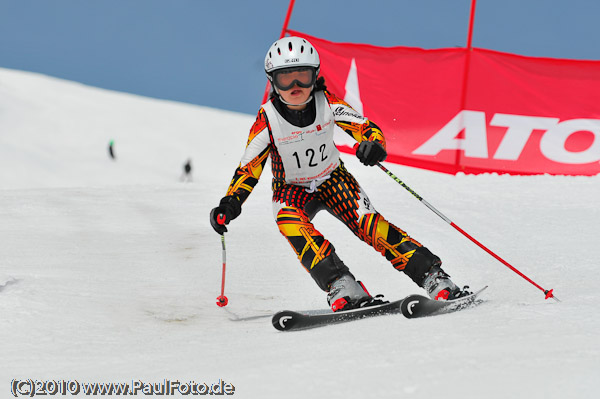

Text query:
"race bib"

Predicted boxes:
[[263, 92, 340, 187]]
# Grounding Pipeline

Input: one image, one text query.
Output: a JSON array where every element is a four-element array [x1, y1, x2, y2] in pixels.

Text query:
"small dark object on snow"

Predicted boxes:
[[181, 159, 193, 182], [108, 140, 116, 160]]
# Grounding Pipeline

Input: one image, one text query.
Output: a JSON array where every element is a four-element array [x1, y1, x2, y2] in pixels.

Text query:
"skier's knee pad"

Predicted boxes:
[[403, 246, 442, 287], [310, 252, 352, 292]]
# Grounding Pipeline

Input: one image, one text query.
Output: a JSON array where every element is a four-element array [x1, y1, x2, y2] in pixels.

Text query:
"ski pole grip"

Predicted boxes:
[[217, 213, 226, 225]]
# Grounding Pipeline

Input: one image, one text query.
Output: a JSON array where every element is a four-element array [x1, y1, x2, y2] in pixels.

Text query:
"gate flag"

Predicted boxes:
[[287, 30, 600, 176]]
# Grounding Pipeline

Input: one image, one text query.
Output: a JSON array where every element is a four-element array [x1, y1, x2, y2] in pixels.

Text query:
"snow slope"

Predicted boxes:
[[1, 67, 598, 399]]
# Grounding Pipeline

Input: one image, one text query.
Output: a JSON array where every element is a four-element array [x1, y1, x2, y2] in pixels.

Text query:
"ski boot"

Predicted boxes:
[[327, 274, 387, 312], [422, 265, 472, 301]]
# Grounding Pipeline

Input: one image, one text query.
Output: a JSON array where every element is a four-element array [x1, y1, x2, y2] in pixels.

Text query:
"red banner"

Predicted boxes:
[[287, 30, 600, 175]]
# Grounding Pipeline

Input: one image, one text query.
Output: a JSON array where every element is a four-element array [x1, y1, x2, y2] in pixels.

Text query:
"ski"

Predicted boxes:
[[400, 286, 488, 319], [272, 299, 406, 332], [272, 287, 488, 331]]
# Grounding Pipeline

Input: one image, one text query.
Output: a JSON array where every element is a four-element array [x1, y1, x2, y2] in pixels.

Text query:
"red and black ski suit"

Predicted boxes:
[[223, 89, 440, 291]]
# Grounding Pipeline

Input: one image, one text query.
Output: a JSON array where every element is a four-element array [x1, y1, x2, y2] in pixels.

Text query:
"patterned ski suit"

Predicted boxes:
[[224, 90, 440, 291]]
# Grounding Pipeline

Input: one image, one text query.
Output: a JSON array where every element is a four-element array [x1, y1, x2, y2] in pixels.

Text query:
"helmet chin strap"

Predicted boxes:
[[279, 95, 313, 106], [274, 85, 314, 106]]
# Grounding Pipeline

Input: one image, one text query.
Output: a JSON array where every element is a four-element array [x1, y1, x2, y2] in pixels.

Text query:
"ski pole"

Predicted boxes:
[[216, 214, 229, 307], [376, 162, 559, 302]]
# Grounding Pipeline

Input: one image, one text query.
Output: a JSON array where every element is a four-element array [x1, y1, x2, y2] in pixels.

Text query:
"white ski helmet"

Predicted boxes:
[[264, 36, 320, 76]]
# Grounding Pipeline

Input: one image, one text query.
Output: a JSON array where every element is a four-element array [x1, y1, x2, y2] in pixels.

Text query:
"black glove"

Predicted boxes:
[[209, 196, 242, 235], [356, 141, 387, 166]]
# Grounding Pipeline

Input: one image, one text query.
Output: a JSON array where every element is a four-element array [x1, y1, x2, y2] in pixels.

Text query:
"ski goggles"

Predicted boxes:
[[272, 67, 317, 91]]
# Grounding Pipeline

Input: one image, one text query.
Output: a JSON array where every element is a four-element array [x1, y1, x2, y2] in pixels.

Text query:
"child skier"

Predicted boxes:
[[210, 36, 470, 312]]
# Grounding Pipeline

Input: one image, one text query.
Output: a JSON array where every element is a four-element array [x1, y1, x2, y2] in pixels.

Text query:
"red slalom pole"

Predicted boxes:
[[377, 163, 559, 302], [279, 0, 296, 39], [456, 0, 477, 170], [216, 215, 229, 307], [261, 0, 297, 105], [466, 0, 477, 50]]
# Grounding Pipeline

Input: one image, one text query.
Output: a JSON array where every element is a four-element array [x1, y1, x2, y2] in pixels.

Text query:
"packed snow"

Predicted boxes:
[[1, 67, 598, 398]]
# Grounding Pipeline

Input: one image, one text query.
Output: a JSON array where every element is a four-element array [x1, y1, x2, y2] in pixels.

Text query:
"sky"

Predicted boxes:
[[1, 0, 599, 115]]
